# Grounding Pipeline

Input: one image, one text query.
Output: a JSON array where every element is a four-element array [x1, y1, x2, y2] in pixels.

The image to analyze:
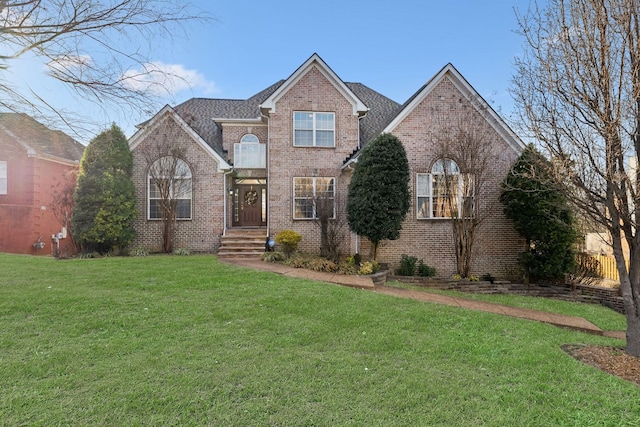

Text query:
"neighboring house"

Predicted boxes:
[[129, 54, 525, 278], [0, 113, 85, 255]]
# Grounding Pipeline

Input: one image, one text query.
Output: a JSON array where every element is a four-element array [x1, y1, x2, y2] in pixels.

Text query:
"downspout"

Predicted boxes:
[[223, 169, 233, 236], [352, 111, 367, 254], [262, 110, 271, 238]]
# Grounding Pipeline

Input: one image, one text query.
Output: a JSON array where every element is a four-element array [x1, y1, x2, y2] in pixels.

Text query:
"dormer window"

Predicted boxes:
[[234, 134, 266, 168], [294, 112, 335, 147]]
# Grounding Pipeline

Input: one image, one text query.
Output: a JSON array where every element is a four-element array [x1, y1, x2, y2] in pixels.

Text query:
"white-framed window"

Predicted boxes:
[[234, 134, 266, 168], [148, 157, 192, 220], [0, 161, 6, 195], [417, 159, 474, 219], [293, 177, 335, 219], [294, 112, 335, 147]]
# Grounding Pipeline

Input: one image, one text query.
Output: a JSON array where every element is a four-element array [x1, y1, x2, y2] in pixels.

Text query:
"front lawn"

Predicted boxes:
[[1, 254, 638, 425]]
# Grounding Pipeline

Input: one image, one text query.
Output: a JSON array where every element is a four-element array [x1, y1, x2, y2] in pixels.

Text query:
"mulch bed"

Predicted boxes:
[[562, 344, 640, 386]]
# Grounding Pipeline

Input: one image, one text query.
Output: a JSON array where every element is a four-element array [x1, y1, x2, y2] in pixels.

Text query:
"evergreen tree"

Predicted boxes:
[[347, 133, 410, 260], [500, 145, 577, 281], [72, 124, 137, 254]]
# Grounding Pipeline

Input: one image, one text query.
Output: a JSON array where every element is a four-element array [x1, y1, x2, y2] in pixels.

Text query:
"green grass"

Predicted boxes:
[[1, 253, 638, 426], [386, 280, 628, 332]]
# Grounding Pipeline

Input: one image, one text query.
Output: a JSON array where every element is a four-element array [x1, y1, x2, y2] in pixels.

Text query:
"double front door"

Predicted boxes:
[[233, 183, 267, 227]]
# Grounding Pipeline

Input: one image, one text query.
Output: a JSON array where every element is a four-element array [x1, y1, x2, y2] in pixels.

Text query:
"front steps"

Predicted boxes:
[[217, 228, 267, 259]]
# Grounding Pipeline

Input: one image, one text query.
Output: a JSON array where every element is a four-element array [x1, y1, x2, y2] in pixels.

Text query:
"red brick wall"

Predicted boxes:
[[130, 115, 227, 253], [0, 144, 79, 255], [266, 65, 359, 255], [374, 77, 525, 279]]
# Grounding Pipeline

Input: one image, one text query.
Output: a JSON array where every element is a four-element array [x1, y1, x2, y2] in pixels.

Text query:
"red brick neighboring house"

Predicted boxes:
[[0, 113, 85, 255], [129, 54, 526, 278]]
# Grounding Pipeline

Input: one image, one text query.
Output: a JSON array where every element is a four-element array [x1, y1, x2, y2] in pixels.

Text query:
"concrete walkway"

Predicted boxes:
[[222, 258, 626, 341]]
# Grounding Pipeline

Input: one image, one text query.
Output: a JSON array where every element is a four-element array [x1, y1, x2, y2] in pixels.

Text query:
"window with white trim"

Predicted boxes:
[[0, 161, 6, 195], [294, 112, 335, 147], [234, 134, 266, 168], [148, 157, 192, 220], [293, 177, 335, 219], [417, 159, 474, 219]]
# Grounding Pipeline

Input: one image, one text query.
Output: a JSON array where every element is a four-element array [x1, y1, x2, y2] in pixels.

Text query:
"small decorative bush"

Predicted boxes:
[[358, 260, 380, 275], [132, 247, 149, 257], [417, 260, 436, 277], [283, 254, 309, 269], [173, 248, 190, 256], [397, 254, 418, 276], [275, 230, 302, 258], [262, 251, 286, 263], [308, 257, 339, 273]]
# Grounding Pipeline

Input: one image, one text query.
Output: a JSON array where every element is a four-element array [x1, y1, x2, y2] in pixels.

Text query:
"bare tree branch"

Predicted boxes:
[[511, 0, 640, 356], [0, 0, 212, 138]]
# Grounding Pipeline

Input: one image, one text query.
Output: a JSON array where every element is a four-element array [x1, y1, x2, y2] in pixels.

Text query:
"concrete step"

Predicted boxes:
[[218, 228, 267, 259]]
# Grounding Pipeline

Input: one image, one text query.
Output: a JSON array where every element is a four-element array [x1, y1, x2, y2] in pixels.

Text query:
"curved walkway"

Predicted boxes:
[[222, 258, 625, 341]]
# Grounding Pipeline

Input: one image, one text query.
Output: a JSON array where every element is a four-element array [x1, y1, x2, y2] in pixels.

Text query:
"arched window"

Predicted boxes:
[[416, 159, 473, 219], [234, 134, 266, 168], [148, 157, 192, 220]]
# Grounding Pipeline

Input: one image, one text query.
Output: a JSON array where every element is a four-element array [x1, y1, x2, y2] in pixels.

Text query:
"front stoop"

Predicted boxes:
[[217, 228, 267, 259]]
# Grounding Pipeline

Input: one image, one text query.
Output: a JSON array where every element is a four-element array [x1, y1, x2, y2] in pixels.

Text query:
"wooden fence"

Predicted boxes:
[[590, 254, 619, 281]]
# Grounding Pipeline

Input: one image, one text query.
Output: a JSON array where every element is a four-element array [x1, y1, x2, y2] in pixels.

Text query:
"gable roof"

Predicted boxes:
[[128, 105, 232, 172], [260, 53, 369, 116], [0, 113, 84, 165], [384, 63, 525, 154], [345, 82, 402, 148]]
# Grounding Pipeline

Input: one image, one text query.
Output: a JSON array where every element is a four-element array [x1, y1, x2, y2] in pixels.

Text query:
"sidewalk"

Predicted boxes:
[[221, 258, 626, 340]]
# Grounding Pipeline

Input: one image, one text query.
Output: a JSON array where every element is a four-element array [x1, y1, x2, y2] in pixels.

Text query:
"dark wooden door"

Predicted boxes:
[[236, 185, 264, 226]]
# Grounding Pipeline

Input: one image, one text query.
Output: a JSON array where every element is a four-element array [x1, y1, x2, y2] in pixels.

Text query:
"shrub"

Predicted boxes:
[[417, 260, 436, 277], [283, 254, 309, 269], [275, 230, 302, 258], [173, 248, 190, 256], [358, 260, 380, 275], [131, 247, 149, 257], [347, 133, 410, 260], [262, 251, 286, 263], [307, 257, 339, 273], [397, 254, 418, 276]]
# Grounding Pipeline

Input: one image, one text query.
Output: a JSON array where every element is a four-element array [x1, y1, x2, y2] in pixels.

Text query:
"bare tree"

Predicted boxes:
[[0, 1, 209, 136], [313, 191, 348, 263], [50, 167, 79, 254], [512, 0, 640, 355], [433, 102, 500, 278], [142, 145, 192, 253]]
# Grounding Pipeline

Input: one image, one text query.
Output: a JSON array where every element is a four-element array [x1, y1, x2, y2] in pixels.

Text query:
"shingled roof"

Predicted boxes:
[[170, 79, 400, 159], [345, 82, 402, 148], [0, 113, 84, 163], [172, 81, 284, 155]]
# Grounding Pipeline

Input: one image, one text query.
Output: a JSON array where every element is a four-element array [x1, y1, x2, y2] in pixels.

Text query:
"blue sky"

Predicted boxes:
[[10, 1, 538, 143]]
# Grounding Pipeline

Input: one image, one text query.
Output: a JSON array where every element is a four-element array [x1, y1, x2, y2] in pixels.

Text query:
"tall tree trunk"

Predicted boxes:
[[371, 241, 379, 261]]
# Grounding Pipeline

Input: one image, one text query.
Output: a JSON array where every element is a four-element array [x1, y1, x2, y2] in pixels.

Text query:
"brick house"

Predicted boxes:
[[129, 54, 525, 278], [0, 113, 85, 255]]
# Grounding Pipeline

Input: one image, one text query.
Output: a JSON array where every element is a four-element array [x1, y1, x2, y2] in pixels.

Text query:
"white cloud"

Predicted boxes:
[[120, 61, 217, 97]]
